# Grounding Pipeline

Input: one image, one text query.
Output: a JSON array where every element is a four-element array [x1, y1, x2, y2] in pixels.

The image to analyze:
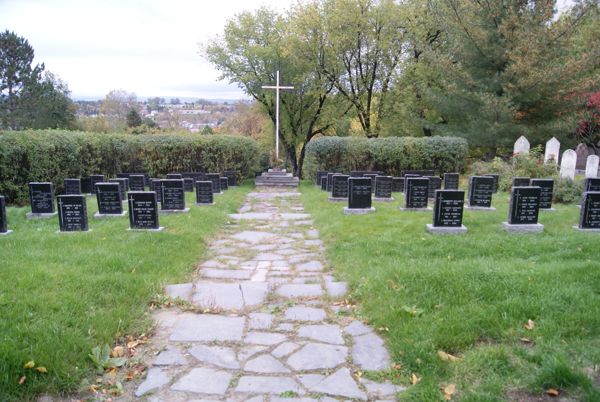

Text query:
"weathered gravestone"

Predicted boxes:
[[467, 176, 495, 210], [344, 177, 375, 215], [220, 177, 229, 191], [224, 170, 237, 186], [90, 174, 104, 194], [503, 186, 543, 233], [161, 179, 188, 212], [425, 176, 442, 198], [544, 137, 560, 164], [195, 181, 214, 205], [183, 178, 194, 192], [205, 173, 222, 194], [392, 177, 404, 193], [512, 177, 531, 188], [329, 174, 349, 202], [109, 178, 128, 201], [427, 190, 467, 234], [484, 174, 500, 193], [57, 195, 88, 232], [81, 177, 93, 195], [586, 155, 599, 178], [513, 136, 530, 155], [364, 173, 378, 194], [95, 183, 125, 217], [167, 173, 183, 179], [151, 179, 163, 203], [320, 177, 328, 191], [530, 179, 554, 210], [128, 192, 162, 231], [576, 143, 592, 170], [64, 178, 81, 195], [129, 175, 146, 191], [560, 149, 577, 180], [401, 177, 431, 211], [576, 192, 600, 231], [27, 182, 56, 218], [316, 171, 328, 186], [443, 173, 460, 190], [0, 195, 12, 235], [374, 176, 394, 201]]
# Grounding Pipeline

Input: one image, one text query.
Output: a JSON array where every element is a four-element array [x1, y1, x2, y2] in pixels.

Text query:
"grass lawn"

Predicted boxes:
[[0, 184, 250, 401], [301, 182, 600, 401]]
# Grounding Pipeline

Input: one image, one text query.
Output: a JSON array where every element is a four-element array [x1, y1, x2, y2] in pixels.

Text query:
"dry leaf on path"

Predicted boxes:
[[410, 373, 422, 385], [524, 319, 535, 330], [546, 388, 560, 397], [443, 383, 456, 400], [111, 346, 125, 358]]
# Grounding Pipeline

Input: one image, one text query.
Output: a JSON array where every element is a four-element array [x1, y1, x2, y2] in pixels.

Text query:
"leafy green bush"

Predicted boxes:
[[0, 130, 261, 204], [553, 178, 583, 204], [304, 136, 469, 180]]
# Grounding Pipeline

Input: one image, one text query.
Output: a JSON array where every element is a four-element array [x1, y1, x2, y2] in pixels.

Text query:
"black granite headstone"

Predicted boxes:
[[432, 190, 465, 227], [374, 176, 393, 198], [348, 177, 372, 209], [331, 175, 350, 198], [96, 183, 123, 215], [443, 173, 460, 190], [64, 178, 81, 195], [350, 170, 384, 177], [316, 171, 328, 185], [224, 170, 237, 186], [117, 173, 131, 180], [579, 192, 600, 229], [195, 181, 214, 204], [403, 174, 420, 193], [220, 177, 229, 191], [128, 192, 160, 230], [530, 179, 554, 210], [129, 175, 146, 191], [81, 177, 92, 194], [205, 173, 221, 194], [405, 178, 429, 209], [0, 195, 8, 233], [183, 178, 194, 192], [327, 173, 336, 193], [57, 195, 88, 232], [513, 177, 531, 188], [392, 177, 404, 193], [109, 178, 128, 201], [167, 173, 183, 180], [508, 186, 541, 224], [364, 174, 378, 194], [321, 177, 328, 191], [29, 182, 55, 214], [484, 174, 500, 193], [161, 179, 186, 210], [425, 176, 442, 198], [401, 170, 435, 177], [90, 174, 104, 194], [583, 178, 600, 193], [468, 176, 494, 208], [150, 179, 163, 203]]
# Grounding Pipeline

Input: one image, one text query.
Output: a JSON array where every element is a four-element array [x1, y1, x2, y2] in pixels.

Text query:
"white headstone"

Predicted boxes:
[[513, 136, 530, 155], [544, 137, 560, 164], [585, 155, 599, 178], [559, 149, 577, 180]]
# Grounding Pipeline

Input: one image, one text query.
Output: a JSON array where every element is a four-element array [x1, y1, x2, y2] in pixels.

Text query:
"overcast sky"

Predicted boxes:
[[1, 0, 575, 101]]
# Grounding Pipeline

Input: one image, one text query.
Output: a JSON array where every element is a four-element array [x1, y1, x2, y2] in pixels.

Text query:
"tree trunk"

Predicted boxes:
[[296, 143, 308, 180]]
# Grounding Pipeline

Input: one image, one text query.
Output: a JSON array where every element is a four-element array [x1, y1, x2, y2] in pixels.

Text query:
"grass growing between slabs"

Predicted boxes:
[[0, 184, 250, 401], [301, 182, 600, 401]]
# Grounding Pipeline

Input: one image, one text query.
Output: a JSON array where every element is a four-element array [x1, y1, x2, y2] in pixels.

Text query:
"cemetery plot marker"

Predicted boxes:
[[392, 177, 404, 193], [326, 172, 336, 193], [316, 171, 327, 186], [560, 149, 576, 180], [0, 195, 12, 235], [195, 181, 214, 205], [320, 177, 328, 191], [151, 179, 163, 203], [586, 155, 599, 178], [425, 176, 442, 199], [530, 179, 554, 210], [128, 192, 163, 231], [57, 195, 89, 232], [467, 176, 495, 210], [220, 177, 229, 191], [95, 183, 126, 218], [329, 174, 349, 202], [443, 173, 460, 190], [64, 178, 81, 195], [224, 170, 237, 186], [364, 173, 378, 194], [503, 186, 543, 233], [427, 190, 467, 234], [81, 177, 93, 195], [183, 178, 194, 192], [129, 175, 146, 191], [167, 173, 183, 179], [161, 179, 188, 213], [205, 173, 222, 194], [109, 178, 128, 201], [90, 174, 104, 194], [374, 176, 394, 201], [513, 136, 530, 155], [575, 192, 600, 232], [544, 137, 560, 164], [27, 182, 57, 219], [401, 177, 431, 211], [484, 174, 500, 193], [512, 177, 530, 188], [344, 177, 375, 215]]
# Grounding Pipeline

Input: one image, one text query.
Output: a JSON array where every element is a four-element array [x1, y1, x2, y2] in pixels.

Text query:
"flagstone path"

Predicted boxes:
[[133, 187, 403, 401]]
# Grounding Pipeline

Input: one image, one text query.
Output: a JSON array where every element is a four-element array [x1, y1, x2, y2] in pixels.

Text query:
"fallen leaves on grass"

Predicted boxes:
[[111, 346, 125, 358], [18, 376, 26, 385], [410, 373, 421, 385], [23, 360, 35, 369], [442, 383, 456, 400], [437, 350, 462, 362], [524, 319, 535, 330], [35, 366, 47, 373], [546, 388, 560, 397]]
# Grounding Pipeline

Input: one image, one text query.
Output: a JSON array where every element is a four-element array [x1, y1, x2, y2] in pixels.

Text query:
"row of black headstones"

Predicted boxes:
[[313, 170, 600, 232], [0, 171, 237, 234]]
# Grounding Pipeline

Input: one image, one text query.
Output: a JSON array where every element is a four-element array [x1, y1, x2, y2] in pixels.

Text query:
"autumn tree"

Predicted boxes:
[[99, 89, 138, 131]]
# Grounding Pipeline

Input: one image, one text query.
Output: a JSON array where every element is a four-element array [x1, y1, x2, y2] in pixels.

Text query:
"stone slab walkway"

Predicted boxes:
[[132, 187, 403, 401]]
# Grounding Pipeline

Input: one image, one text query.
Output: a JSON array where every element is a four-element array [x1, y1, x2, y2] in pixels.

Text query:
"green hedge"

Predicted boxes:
[[0, 130, 261, 204], [304, 136, 469, 180]]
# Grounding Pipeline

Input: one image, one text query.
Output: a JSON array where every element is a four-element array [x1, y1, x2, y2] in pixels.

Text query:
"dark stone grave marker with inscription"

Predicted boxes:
[[95, 183, 125, 217], [443, 173, 460, 190], [167, 173, 183, 179], [220, 177, 229, 191], [467, 176, 495, 210], [530, 179, 554, 210], [576, 192, 600, 231], [205, 173, 222, 194], [109, 178, 128, 201], [402, 178, 430, 210], [321, 177, 328, 191], [151, 179, 163, 203], [28, 182, 56, 218], [90, 174, 104, 194], [183, 178, 194, 192], [583, 178, 600, 193], [129, 175, 146, 191], [513, 177, 531, 188], [57, 195, 88, 232], [364, 174, 378, 194], [316, 171, 328, 185], [484, 174, 500, 193], [81, 177, 92, 194], [327, 173, 336, 193], [161, 179, 188, 212], [329, 174, 349, 201], [128, 192, 162, 231], [503, 186, 543, 232], [224, 170, 237, 186], [0, 195, 11, 235], [425, 176, 442, 199], [427, 190, 467, 234], [403, 174, 420, 193], [392, 177, 404, 193], [64, 178, 81, 195], [374, 176, 394, 201], [344, 177, 375, 214], [195, 181, 214, 205]]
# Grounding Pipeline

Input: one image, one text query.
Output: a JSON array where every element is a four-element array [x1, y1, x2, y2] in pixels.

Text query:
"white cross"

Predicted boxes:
[[261, 70, 294, 161]]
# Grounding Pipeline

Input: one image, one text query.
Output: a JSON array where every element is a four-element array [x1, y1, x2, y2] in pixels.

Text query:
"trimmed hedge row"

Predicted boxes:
[[0, 130, 261, 204], [304, 136, 469, 180]]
